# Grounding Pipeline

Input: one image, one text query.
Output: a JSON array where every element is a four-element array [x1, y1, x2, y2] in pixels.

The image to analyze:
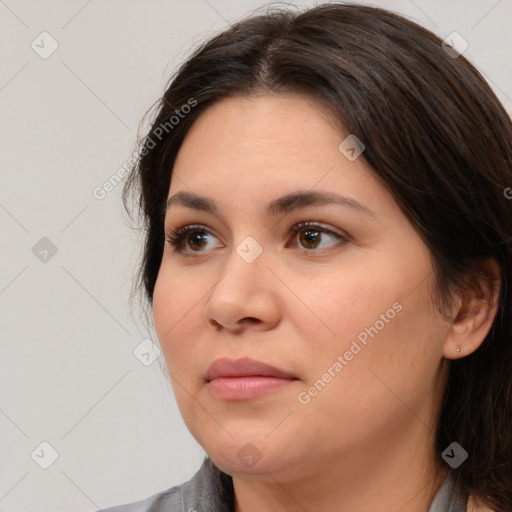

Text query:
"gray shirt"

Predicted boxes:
[[99, 457, 467, 512]]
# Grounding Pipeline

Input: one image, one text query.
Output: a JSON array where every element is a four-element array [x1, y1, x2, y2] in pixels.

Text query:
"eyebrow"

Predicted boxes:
[[165, 190, 375, 217]]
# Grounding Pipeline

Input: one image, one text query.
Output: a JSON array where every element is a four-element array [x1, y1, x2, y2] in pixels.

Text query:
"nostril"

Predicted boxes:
[[209, 319, 222, 330], [243, 317, 260, 324]]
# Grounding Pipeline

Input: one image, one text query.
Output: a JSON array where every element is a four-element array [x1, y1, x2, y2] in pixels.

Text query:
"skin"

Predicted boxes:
[[152, 94, 499, 512]]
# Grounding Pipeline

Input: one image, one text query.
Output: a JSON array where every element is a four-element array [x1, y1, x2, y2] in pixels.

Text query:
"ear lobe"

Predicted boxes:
[[443, 258, 501, 360]]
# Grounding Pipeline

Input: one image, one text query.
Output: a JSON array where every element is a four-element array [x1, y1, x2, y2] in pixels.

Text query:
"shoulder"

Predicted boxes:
[[97, 480, 187, 512], [432, 473, 497, 512], [98, 457, 233, 512]]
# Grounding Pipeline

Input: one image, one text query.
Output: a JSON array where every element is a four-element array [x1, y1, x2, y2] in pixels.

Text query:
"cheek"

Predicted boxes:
[[291, 246, 446, 406], [284, 257, 403, 359], [152, 268, 201, 377], [296, 270, 446, 435]]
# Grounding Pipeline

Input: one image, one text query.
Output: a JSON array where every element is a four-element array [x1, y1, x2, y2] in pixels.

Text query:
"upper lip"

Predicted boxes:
[[205, 357, 297, 381]]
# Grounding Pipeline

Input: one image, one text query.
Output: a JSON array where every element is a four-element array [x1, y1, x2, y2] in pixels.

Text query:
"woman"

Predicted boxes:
[[102, 3, 512, 511]]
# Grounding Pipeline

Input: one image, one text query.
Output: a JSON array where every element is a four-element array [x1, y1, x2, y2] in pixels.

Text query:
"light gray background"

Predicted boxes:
[[1, 0, 511, 510]]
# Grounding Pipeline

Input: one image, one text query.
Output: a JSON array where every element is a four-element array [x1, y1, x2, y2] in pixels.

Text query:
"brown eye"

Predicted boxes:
[[187, 231, 209, 251], [290, 222, 346, 251], [165, 224, 221, 253], [299, 228, 322, 249]]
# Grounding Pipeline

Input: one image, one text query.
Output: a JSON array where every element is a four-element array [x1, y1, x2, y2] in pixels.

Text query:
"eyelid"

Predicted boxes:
[[289, 221, 346, 238]]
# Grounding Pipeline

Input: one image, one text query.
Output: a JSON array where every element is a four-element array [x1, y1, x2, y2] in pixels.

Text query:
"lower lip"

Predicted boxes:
[[208, 376, 297, 400]]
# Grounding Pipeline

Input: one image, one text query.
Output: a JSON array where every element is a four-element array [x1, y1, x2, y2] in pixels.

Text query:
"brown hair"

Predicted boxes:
[[123, 3, 512, 509]]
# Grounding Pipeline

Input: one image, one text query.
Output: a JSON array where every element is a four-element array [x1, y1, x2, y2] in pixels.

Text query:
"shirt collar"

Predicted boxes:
[[183, 457, 466, 512]]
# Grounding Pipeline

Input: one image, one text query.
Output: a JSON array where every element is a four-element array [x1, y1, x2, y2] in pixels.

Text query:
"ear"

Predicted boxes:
[[443, 258, 501, 360]]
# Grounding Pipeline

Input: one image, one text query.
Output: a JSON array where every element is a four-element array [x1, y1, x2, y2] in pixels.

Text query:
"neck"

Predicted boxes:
[[232, 420, 449, 512]]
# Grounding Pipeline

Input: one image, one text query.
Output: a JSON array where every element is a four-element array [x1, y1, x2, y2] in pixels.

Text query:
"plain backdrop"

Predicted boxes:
[[1, 0, 511, 510]]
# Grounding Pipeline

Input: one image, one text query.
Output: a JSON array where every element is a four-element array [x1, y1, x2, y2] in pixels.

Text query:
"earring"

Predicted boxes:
[[456, 345, 462, 353]]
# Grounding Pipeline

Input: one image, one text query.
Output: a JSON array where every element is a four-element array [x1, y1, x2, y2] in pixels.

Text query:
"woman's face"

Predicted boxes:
[[153, 94, 451, 481]]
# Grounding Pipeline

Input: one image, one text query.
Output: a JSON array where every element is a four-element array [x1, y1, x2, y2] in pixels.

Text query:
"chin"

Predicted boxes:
[[204, 435, 299, 479]]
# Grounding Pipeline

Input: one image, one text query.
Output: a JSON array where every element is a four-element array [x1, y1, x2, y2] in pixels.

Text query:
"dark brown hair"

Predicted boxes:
[[123, 3, 512, 509]]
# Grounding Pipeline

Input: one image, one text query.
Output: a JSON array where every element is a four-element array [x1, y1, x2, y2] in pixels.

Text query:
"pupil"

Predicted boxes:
[[301, 229, 320, 248], [189, 232, 208, 249]]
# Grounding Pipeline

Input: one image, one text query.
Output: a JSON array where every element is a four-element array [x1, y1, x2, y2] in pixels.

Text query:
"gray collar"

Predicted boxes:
[[428, 472, 467, 512], [182, 458, 466, 512], [100, 457, 466, 511], [182, 457, 233, 512]]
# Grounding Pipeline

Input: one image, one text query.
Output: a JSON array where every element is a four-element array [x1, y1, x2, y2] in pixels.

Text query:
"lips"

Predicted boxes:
[[205, 357, 296, 381], [205, 357, 298, 400]]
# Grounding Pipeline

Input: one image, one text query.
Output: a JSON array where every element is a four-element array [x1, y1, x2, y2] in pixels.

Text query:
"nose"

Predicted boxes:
[[203, 252, 281, 333]]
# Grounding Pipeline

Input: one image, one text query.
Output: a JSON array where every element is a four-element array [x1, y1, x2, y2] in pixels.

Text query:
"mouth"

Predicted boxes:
[[205, 357, 299, 401]]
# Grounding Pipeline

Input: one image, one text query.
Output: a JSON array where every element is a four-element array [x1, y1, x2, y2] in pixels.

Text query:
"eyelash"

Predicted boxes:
[[164, 222, 347, 254]]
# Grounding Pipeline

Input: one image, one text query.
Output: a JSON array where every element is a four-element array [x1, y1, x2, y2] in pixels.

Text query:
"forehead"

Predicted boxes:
[[169, 94, 394, 220], [173, 94, 358, 179], [175, 93, 344, 162]]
